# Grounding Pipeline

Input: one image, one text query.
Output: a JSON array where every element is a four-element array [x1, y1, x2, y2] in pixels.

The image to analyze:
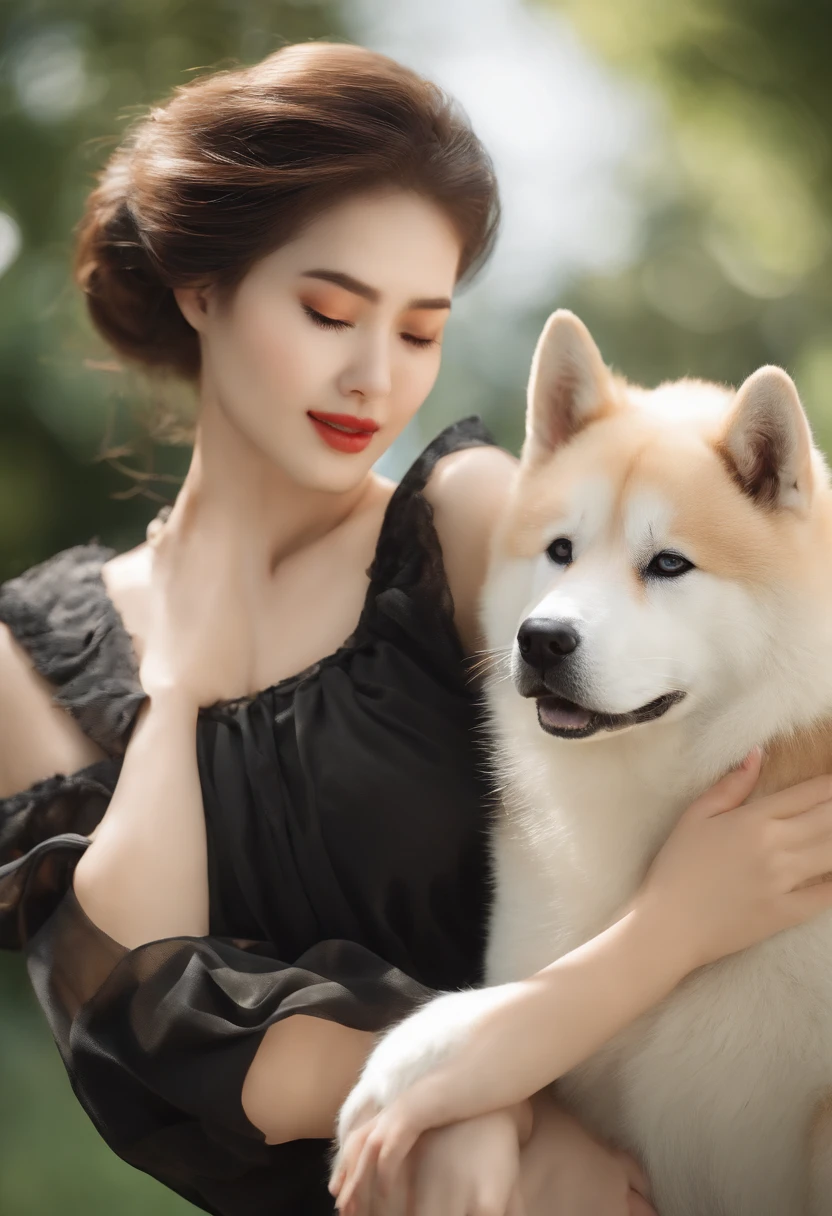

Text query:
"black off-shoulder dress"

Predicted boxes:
[[0, 419, 497, 1216]]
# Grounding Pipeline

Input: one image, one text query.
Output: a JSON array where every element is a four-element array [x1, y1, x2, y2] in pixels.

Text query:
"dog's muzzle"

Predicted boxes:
[[514, 616, 686, 739]]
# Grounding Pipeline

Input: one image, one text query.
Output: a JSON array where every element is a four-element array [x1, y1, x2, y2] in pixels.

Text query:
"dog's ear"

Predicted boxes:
[[523, 311, 613, 463], [718, 366, 814, 512]]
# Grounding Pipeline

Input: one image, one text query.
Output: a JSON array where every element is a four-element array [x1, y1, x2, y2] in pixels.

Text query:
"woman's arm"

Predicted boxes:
[[333, 752, 832, 1206], [331, 874, 700, 1207], [72, 693, 207, 942], [72, 686, 379, 1144], [70, 497, 386, 1146], [243, 1015, 376, 1143], [0, 607, 374, 1140]]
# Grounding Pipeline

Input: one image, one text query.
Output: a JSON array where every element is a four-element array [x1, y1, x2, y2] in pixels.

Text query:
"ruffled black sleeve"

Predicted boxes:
[[3, 835, 430, 1216]]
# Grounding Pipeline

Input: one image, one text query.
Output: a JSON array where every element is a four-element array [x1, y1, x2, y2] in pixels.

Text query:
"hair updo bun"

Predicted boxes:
[[74, 41, 501, 381], [75, 152, 200, 378]]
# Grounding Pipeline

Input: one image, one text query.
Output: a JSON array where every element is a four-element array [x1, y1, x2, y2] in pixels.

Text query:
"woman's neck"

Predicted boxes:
[[179, 392, 377, 572]]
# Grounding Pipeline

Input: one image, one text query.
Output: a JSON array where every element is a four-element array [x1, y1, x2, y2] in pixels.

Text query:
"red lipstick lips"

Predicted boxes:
[[307, 411, 380, 454]]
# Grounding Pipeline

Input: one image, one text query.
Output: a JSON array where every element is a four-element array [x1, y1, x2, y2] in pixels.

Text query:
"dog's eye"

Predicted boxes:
[[546, 538, 573, 565], [648, 551, 693, 578]]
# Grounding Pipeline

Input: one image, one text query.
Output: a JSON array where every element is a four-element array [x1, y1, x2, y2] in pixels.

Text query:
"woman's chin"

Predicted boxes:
[[273, 448, 378, 495]]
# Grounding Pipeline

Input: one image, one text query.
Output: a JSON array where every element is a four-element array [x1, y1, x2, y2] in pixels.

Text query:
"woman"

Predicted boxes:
[[2, 40, 832, 1216]]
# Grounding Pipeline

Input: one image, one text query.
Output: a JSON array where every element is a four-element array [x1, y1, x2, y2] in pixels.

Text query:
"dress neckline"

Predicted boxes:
[[0, 417, 495, 754]]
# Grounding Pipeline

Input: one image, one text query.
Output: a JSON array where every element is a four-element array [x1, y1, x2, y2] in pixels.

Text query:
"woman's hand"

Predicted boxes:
[[638, 747, 832, 972], [139, 491, 257, 707], [334, 1105, 530, 1216], [519, 1093, 656, 1216], [334, 1092, 656, 1216]]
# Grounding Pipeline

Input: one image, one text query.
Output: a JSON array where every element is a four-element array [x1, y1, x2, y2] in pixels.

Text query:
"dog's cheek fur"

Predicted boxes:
[[590, 574, 768, 714], [480, 556, 540, 657]]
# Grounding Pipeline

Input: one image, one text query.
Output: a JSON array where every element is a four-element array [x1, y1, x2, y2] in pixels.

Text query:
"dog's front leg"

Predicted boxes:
[[335, 985, 507, 1156]]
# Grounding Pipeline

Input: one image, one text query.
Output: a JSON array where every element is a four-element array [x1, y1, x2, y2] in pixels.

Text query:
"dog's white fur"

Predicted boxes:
[[338, 312, 832, 1215]]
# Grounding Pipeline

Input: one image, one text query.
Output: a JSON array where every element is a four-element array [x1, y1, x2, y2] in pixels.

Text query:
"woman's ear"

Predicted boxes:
[[173, 285, 214, 333]]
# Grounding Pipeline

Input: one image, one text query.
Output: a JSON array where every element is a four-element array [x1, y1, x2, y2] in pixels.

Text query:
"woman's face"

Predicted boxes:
[[177, 189, 462, 492]]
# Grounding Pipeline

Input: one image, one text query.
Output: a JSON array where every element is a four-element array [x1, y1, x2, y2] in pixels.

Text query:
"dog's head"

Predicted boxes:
[[484, 310, 832, 742]]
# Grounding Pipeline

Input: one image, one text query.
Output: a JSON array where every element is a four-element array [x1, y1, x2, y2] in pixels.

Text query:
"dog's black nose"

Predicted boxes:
[[517, 618, 580, 668]]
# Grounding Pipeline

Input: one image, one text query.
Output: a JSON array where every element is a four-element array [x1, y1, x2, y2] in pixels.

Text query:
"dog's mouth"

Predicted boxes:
[[534, 691, 686, 739]]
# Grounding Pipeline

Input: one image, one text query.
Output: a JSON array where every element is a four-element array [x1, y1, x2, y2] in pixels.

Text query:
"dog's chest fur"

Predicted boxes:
[[484, 684, 832, 1215]]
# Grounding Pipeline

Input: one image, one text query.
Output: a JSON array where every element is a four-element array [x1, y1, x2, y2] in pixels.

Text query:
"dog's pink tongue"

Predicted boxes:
[[538, 697, 593, 731]]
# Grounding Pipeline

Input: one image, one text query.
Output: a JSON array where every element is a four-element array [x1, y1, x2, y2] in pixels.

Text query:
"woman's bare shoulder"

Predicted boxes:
[[423, 444, 518, 654]]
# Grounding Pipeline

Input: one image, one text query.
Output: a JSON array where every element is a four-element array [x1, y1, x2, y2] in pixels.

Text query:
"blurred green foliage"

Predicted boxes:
[[544, 0, 832, 450]]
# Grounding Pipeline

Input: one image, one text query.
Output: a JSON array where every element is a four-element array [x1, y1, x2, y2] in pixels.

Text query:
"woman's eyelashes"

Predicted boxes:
[[402, 332, 439, 350], [301, 303, 439, 349], [303, 303, 351, 332]]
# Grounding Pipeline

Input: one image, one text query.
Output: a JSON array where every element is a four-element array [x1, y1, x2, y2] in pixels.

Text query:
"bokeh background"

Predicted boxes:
[[2, 0, 832, 1210]]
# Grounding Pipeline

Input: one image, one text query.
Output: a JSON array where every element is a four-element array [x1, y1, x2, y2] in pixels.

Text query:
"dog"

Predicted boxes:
[[338, 311, 832, 1215]]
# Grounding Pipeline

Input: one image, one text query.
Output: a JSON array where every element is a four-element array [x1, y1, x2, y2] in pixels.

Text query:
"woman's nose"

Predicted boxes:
[[338, 333, 392, 401]]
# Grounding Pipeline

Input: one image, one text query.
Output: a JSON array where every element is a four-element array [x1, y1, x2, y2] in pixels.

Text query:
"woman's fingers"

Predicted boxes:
[[781, 798, 832, 851], [337, 1101, 425, 1213], [763, 799, 832, 891], [692, 759, 832, 831], [335, 1121, 381, 1212], [372, 1159, 410, 1216], [788, 878, 832, 924], [760, 774, 832, 820], [331, 1100, 380, 1196], [330, 1129, 363, 1198], [688, 748, 762, 818], [374, 1107, 422, 1199], [345, 1156, 380, 1216]]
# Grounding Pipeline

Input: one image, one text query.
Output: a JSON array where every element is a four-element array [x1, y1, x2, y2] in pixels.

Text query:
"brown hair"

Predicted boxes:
[[75, 41, 500, 381]]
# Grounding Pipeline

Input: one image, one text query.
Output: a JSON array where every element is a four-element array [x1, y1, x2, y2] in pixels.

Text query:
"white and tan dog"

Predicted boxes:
[[340, 311, 832, 1215]]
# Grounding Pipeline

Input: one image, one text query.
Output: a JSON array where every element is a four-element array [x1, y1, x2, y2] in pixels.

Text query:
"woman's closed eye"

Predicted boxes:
[[303, 303, 352, 332], [401, 332, 439, 350], [303, 303, 440, 350]]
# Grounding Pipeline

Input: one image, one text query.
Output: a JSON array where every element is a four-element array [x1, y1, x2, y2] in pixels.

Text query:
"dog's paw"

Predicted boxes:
[[335, 987, 496, 1152]]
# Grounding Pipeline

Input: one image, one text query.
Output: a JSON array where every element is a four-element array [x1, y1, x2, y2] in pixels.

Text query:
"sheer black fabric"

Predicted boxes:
[[0, 418, 497, 1216]]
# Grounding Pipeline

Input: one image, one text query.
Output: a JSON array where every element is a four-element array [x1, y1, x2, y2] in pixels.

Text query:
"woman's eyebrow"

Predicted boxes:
[[301, 269, 451, 311]]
